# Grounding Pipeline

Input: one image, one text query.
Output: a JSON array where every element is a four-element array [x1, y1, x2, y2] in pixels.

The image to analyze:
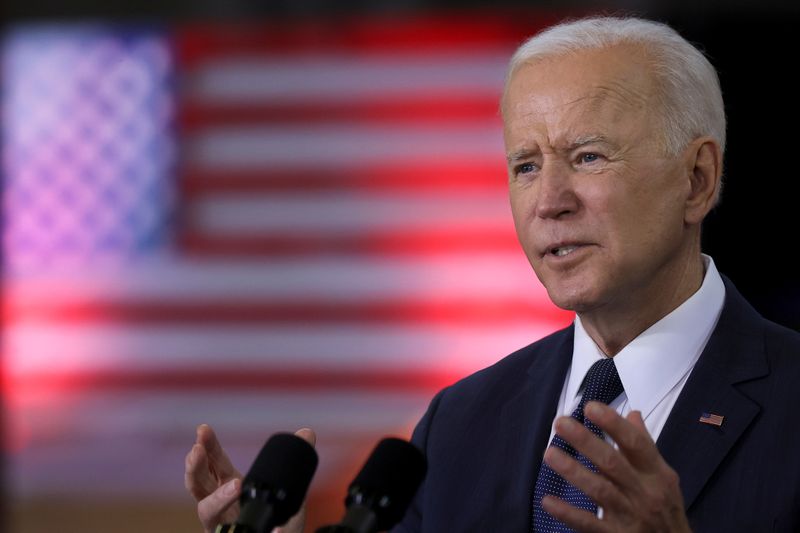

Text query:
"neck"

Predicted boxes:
[[578, 251, 706, 356]]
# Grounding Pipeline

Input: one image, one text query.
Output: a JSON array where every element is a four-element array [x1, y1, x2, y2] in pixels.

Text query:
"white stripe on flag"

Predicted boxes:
[[189, 191, 510, 234], [4, 322, 561, 376], [186, 51, 511, 102], [185, 123, 504, 167]]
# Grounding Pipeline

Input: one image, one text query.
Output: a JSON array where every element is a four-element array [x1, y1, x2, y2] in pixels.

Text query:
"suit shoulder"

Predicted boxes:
[[762, 317, 800, 365], [763, 318, 800, 345]]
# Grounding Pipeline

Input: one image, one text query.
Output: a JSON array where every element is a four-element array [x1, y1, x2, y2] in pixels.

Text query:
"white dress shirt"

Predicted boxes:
[[546, 254, 726, 445]]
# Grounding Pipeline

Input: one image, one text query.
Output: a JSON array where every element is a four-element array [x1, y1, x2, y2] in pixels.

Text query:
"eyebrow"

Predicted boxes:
[[506, 135, 613, 163], [569, 134, 612, 150], [506, 148, 539, 164]]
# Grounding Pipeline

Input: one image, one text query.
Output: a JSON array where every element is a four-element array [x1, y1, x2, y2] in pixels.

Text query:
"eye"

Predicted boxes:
[[578, 152, 601, 164], [515, 162, 537, 175]]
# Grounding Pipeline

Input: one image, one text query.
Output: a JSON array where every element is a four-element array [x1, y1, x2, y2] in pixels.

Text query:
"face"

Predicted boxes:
[[503, 45, 697, 316]]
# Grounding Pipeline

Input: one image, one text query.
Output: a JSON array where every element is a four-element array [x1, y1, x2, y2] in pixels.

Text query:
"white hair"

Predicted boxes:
[[504, 16, 726, 158]]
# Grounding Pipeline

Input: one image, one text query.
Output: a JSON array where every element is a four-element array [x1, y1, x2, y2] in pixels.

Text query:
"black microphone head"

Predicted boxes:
[[346, 437, 427, 530], [242, 433, 318, 526]]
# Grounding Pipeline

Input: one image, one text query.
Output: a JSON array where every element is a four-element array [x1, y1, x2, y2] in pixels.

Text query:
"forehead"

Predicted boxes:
[[502, 45, 658, 149]]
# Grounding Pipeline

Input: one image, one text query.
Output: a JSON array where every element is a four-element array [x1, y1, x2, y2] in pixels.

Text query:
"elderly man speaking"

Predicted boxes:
[[185, 16, 800, 533]]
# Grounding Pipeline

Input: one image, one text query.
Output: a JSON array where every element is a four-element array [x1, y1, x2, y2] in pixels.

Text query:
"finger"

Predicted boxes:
[[585, 402, 660, 471], [544, 444, 628, 513], [198, 478, 242, 533], [294, 427, 316, 447], [626, 409, 647, 432], [541, 495, 608, 533], [553, 415, 641, 496], [197, 424, 242, 481], [185, 443, 220, 500]]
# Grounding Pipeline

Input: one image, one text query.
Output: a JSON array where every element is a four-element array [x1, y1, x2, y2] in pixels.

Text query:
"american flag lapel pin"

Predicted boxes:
[[699, 412, 725, 427]]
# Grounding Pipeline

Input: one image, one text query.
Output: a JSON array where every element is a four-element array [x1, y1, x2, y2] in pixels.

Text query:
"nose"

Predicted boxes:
[[534, 161, 579, 219]]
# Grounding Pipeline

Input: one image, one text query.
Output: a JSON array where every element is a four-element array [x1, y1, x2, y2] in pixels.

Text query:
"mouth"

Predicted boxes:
[[550, 245, 580, 257], [542, 242, 593, 259]]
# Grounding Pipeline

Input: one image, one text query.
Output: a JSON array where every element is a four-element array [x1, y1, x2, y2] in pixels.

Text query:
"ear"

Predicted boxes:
[[683, 136, 722, 225]]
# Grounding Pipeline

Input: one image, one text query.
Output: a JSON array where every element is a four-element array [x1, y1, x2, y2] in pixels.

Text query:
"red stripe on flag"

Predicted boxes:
[[12, 368, 465, 393], [179, 229, 520, 257], [176, 14, 562, 66], [6, 298, 573, 325], [180, 96, 503, 129]]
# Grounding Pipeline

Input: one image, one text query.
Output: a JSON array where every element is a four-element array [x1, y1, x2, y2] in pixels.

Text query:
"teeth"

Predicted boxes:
[[553, 246, 578, 257]]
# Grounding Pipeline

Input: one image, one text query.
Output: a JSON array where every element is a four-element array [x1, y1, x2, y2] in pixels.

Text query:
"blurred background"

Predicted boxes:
[[2, 1, 799, 532]]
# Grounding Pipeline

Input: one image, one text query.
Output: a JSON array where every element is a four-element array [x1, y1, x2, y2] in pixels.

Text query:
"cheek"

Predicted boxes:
[[509, 186, 535, 230], [579, 180, 619, 227], [631, 175, 688, 234], [592, 181, 684, 253], [508, 191, 544, 266]]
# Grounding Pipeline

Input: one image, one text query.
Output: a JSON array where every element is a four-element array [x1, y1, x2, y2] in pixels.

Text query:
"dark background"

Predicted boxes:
[[670, 12, 800, 332]]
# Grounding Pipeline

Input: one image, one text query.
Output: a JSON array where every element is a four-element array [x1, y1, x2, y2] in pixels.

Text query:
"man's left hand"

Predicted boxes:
[[541, 401, 692, 533]]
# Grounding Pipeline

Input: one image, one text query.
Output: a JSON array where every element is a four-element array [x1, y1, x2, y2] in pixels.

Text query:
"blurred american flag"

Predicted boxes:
[[2, 14, 570, 525]]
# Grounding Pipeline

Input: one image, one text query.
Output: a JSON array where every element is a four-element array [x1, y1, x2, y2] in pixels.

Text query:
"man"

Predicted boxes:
[[185, 16, 800, 532]]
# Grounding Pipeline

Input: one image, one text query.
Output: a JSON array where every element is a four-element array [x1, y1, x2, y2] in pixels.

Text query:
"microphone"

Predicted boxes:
[[315, 438, 427, 533], [216, 433, 318, 533]]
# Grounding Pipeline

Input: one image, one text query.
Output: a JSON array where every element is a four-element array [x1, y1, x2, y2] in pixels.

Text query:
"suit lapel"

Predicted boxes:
[[497, 325, 574, 525], [657, 277, 768, 509]]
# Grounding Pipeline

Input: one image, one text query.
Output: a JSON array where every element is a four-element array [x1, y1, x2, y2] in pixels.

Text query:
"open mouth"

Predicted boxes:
[[550, 245, 579, 257]]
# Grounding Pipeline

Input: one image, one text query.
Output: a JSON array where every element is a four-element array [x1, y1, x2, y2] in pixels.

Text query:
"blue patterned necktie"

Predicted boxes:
[[532, 357, 625, 532]]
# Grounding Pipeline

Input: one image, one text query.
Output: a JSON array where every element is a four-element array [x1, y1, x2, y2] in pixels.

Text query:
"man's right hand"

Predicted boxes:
[[184, 424, 317, 533]]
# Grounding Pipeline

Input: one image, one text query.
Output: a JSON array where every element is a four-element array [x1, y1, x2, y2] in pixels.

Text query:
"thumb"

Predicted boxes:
[[198, 478, 241, 533]]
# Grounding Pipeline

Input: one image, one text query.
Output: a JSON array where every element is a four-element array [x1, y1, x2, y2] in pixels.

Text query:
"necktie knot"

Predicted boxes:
[[577, 357, 624, 416]]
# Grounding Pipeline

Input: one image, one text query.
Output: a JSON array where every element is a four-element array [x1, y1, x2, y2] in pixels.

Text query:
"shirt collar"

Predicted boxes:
[[568, 255, 726, 418]]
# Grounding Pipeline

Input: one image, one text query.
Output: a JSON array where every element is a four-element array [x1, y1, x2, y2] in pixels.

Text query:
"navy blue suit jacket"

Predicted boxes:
[[394, 277, 800, 532]]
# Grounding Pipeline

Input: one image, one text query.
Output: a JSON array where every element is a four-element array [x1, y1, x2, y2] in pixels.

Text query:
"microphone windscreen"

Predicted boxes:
[[348, 437, 427, 529], [244, 433, 318, 519]]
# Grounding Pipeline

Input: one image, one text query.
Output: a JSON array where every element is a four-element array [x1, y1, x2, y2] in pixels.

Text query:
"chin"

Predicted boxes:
[[543, 281, 601, 313], [545, 289, 580, 312]]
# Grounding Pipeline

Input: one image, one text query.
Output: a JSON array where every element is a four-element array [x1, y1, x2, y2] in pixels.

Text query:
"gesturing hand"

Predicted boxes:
[[185, 424, 316, 533], [541, 401, 691, 533]]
